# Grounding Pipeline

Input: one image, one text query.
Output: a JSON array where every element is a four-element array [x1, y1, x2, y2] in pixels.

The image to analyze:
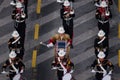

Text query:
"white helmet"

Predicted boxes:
[[12, 30, 19, 37], [100, 1, 108, 7], [16, 1, 23, 8], [58, 27, 65, 34], [98, 30, 105, 37], [97, 51, 105, 58], [58, 49, 66, 57], [9, 51, 17, 58], [63, 0, 70, 7]]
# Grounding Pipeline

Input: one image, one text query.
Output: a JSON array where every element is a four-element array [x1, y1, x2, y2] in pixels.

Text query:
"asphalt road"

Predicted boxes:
[[0, 0, 120, 80]]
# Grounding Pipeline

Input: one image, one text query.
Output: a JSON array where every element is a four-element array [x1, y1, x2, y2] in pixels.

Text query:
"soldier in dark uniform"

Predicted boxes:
[[51, 51, 74, 80], [10, 0, 28, 18], [60, 1, 75, 48], [91, 52, 114, 80], [95, 1, 112, 37], [94, 0, 113, 7], [1, 51, 25, 80], [12, 1, 26, 45], [8, 31, 24, 59], [94, 30, 109, 58]]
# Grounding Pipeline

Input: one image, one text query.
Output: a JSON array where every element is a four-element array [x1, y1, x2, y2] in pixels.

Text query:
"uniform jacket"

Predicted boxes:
[[12, 8, 26, 22], [49, 33, 72, 45], [60, 6, 75, 20], [56, 58, 74, 72], [2, 58, 25, 73], [91, 59, 114, 72], [94, 37, 108, 49], [8, 37, 22, 50], [95, 7, 112, 21]]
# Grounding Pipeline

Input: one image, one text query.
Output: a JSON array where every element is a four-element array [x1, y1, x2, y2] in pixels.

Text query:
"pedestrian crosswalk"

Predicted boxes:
[[0, 0, 120, 80]]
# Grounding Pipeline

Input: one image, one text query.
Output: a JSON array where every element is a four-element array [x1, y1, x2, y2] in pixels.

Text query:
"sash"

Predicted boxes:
[[12, 37, 20, 44], [97, 59, 107, 76], [9, 59, 20, 80], [9, 59, 19, 74], [98, 37, 106, 44]]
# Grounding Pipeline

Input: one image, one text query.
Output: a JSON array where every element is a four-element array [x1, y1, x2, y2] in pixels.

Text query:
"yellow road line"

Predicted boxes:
[[32, 50, 37, 68], [118, 0, 120, 12], [118, 24, 120, 38], [34, 24, 40, 40], [118, 50, 120, 67], [36, 0, 42, 14]]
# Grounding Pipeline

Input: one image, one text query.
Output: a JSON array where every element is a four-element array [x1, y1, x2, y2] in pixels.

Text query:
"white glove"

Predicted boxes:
[[1, 71, 7, 74], [70, 10, 74, 14], [70, 70, 74, 73], [108, 70, 112, 75], [47, 43, 54, 48], [106, 11, 110, 16], [91, 69, 96, 73]]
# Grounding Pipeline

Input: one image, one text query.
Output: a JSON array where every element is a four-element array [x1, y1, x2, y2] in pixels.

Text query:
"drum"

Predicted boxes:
[[63, 73, 72, 80], [102, 74, 111, 80], [13, 73, 21, 80]]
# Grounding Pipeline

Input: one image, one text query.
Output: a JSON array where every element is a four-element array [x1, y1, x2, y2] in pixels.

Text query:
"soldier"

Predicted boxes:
[[1, 51, 25, 80], [47, 27, 72, 60], [91, 52, 114, 80], [60, 1, 75, 48], [8, 30, 24, 59], [94, 0, 113, 7], [94, 30, 109, 58], [95, 1, 112, 37], [51, 52, 74, 80], [12, 1, 26, 45]]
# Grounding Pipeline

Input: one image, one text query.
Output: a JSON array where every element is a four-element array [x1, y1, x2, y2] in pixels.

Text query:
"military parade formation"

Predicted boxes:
[[0, 0, 118, 80], [1, 0, 27, 80]]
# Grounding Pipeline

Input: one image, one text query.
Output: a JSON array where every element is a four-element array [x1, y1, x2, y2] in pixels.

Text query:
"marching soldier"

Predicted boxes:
[[47, 27, 72, 59], [94, 30, 109, 58], [95, 1, 112, 37], [60, 1, 75, 48], [51, 52, 74, 80], [8, 30, 24, 59], [1, 51, 25, 80], [12, 1, 26, 45], [91, 52, 114, 80]]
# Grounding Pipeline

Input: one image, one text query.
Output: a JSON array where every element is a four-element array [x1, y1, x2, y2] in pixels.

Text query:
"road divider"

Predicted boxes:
[[32, 50, 37, 68], [118, 0, 120, 12], [118, 50, 120, 67], [36, 0, 42, 14], [34, 24, 40, 40]]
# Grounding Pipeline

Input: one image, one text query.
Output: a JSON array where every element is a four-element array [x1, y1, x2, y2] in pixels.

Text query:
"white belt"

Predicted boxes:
[[16, 20, 25, 23], [98, 20, 109, 24], [58, 68, 64, 71], [64, 18, 72, 21]]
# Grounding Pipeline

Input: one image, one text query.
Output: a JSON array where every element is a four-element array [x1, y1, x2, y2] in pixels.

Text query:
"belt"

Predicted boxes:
[[58, 68, 64, 71], [98, 20, 109, 24], [64, 18, 72, 21], [16, 20, 25, 23]]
